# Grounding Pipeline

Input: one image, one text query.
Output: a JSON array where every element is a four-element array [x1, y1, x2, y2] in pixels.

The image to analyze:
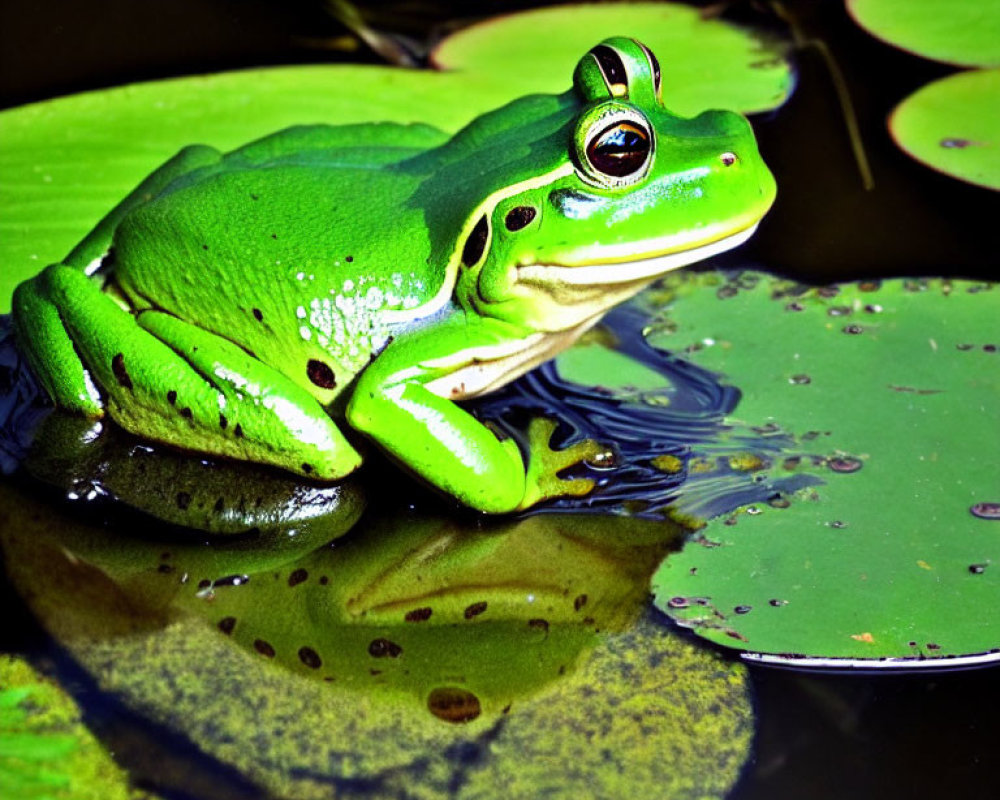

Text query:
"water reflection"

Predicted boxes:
[[0, 292, 830, 796], [0, 481, 750, 798]]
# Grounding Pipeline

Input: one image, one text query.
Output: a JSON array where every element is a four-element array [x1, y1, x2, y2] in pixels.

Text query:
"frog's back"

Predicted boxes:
[[111, 138, 451, 404]]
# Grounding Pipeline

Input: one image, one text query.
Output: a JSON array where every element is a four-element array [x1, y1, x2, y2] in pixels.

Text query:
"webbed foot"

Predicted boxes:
[[517, 417, 610, 510]]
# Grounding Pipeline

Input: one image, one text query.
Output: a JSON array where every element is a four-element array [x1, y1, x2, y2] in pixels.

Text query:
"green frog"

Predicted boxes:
[[12, 37, 776, 513]]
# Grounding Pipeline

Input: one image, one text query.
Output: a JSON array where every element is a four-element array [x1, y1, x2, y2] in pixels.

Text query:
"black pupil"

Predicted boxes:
[[587, 122, 650, 178]]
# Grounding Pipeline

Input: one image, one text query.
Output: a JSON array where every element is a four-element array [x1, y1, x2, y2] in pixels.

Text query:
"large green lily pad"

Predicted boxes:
[[846, 0, 1000, 67], [889, 68, 1000, 191], [433, 2, 792, 115], [0, 482, 751, 798], [651, 271, 1000, 665], [0, 5, 790, 312]]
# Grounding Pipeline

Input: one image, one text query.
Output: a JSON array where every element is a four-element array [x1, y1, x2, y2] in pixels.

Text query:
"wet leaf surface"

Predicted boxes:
[[651, 271, 1000, 664]]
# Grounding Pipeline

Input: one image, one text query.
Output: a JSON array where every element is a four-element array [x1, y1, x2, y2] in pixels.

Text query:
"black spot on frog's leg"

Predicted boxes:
[[252, 308, 264, 322], [219, 413, 228, 429], [464, 601, 488, 619], [461, 215, 489, 267], [288, 568, 308, 587], [368, 638, 403, 658], [427, 687, 481, 724], [176, 492, 191, 510], [301, 463, 313, 474], [307, 359, 336, 389], [298, 647, 322, 669], [505, 206, 537, 231], [180, 407, 193, 419], [167, 390, 177, 405], [112, 353, 133, 389], [217, 616, 237, 635], [405, 607, 433, 622], [254, 639, 276, 658], [234, 423, 244, 438], [345, 255, 354, 263]]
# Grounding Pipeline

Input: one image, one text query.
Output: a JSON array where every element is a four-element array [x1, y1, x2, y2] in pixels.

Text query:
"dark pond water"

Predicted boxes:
[[2, 1, 998, 798]]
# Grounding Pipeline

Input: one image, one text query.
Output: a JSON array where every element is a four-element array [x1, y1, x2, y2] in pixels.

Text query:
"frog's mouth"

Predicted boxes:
[[515, 223, 759, 288]]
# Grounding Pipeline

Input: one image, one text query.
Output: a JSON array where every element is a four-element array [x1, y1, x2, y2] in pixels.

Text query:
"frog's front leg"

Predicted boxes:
[[15, 265, 361, 479], [346, 316, 601, 513]]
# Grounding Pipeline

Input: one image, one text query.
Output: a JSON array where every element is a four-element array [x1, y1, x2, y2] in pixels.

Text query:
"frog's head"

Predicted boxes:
[[461, 37, 777, 330]]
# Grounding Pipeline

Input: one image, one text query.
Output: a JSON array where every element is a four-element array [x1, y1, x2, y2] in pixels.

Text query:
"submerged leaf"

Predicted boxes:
[[0, 655, 148, 799]]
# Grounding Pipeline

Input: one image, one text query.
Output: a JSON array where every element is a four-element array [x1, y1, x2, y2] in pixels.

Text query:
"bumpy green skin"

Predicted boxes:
[[12, 37, 775, 512]]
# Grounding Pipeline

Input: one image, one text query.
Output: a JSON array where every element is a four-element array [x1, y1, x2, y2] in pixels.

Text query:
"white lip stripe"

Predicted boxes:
[[516, 224, 759, 287]]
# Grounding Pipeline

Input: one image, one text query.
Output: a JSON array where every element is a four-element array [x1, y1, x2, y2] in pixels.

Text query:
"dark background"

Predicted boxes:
[[1, 0, 996, 282], [2, 1, 999, 798]]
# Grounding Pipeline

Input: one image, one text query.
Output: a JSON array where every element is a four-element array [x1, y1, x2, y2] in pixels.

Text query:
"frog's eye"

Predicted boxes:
[[587, 121, 651, 177], [575, 106, 654, 188]]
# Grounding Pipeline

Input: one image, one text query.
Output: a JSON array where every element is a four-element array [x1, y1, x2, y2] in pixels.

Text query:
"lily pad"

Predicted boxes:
[[846, 0, 1000, 67], [0, 66, 474, 308], [0, 482, 752, 799], [0, 654, 151, 800], [651, 271, 1000, 665], [889, 68, 1000, 191], [0, 6, 790, 312], [432, 2, 792, 116]]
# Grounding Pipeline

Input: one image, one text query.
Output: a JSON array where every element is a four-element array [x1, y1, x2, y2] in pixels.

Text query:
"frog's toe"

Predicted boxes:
[[12, 266, 103, 415], [519, 417, 609, 509]]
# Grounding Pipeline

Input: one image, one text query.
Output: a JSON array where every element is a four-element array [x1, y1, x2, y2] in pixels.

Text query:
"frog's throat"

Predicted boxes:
[[423, 311, 604, 400], [515, 223, 759, 288]]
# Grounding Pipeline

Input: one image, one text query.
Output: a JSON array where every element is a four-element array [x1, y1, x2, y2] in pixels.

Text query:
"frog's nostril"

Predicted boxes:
[[720, 152, 738, 167]]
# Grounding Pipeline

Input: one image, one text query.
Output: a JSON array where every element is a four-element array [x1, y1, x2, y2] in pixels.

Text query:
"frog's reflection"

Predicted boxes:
[[4, 423, 684, 723]]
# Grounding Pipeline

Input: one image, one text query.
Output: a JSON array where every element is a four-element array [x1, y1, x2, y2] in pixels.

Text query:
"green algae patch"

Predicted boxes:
[[651, 271, 1000, 663], [0, 655, 156, 800], [432, 2, 792, 116], [0, 481, 751, 798], [847, 0, 1000, 67], [889, 69, 1000, 191]]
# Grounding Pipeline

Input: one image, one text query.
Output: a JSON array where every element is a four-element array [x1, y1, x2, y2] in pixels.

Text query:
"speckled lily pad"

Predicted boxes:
[[889, 68, 1000, 191], [847, 0, 1000, 67], [650, 271, 1000, 666]]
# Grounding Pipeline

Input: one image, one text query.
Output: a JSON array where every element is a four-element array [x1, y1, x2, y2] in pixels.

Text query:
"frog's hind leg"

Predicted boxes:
[[15, 265, 360, 480]]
